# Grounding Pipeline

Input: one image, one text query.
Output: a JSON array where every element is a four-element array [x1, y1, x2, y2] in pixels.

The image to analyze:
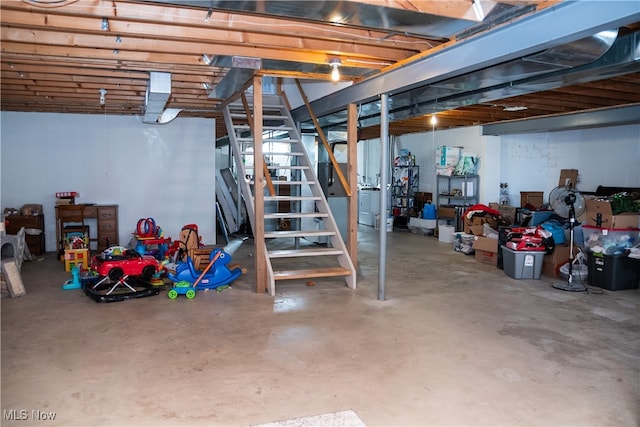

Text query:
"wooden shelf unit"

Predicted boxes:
[[5, 214, 45, 255]]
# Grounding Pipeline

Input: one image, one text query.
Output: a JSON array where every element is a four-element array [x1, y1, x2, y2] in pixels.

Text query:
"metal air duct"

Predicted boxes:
[[142, 72, 172, 123]]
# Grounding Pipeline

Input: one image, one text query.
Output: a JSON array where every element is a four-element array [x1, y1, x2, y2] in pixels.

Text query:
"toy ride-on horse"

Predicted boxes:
[[167, 247, 243, 291]]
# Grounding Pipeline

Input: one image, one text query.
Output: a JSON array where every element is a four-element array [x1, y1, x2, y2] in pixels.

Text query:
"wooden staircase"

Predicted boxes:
[[221, 85, 356, 296]]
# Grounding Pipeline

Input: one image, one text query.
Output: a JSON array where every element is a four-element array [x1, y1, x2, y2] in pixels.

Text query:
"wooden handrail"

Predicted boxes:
[[294, 79, 352, 197], [240, 93, 276, 197]]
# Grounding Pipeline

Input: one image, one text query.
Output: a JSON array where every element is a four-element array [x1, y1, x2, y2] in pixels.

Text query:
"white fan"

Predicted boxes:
[[548, 185, 587, 292]]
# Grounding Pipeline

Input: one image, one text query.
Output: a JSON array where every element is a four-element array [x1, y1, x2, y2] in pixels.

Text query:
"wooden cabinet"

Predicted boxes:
[[56, 204, 119, 251], [5, 214, 45, 255], [97, 205, 118, 249]]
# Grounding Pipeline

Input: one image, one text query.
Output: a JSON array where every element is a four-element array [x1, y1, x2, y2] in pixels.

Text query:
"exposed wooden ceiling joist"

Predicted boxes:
[[1, 0, 638, 139]]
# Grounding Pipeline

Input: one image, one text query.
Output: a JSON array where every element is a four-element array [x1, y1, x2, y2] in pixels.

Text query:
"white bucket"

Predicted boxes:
[[438, 224, 455, 243]]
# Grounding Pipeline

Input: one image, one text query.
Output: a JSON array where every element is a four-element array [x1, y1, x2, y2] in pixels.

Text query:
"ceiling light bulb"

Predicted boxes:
[[472, 0, 485, 21], [329, 59, 341, 82], [99, 88, 107, 106], [331, 64, 340, 82], [430, 115, 437, 126]]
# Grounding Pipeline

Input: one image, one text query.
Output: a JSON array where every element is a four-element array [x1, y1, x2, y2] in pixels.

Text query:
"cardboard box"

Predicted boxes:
[[435, 146, 463, 167], [475, 250, 498, 266], [464, 215, 498, 234], [584, 198, 640, 229], [472, 235, 499, 253], [559, 169, 579, 187], [489, 203, 518, 225], [438, 205, 457, 219], [469, 224, 486, 236], [542, 244, 577, 278], [520, 191, 545, 209]]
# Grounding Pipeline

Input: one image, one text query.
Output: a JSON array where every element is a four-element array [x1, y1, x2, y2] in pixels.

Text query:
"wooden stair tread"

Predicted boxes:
[[271, 180, 316, 185], [234, 125, 294, 131], [272, 267, 353, 280], [268, 248, 344, 258], [260, 151, 304, 156], [265, 230, 336, 238], [264, 195, 321, 201], [264, 212, 328, 219]]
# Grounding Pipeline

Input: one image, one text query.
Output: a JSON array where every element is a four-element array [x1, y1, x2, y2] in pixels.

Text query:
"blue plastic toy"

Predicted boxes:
[[167, 248, 243, 290], [62, 266, 82, 290]]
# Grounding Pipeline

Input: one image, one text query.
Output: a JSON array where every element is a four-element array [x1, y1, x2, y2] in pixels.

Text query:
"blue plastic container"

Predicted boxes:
[[542, 221, 565, 244], [422, 204, 437, 220]]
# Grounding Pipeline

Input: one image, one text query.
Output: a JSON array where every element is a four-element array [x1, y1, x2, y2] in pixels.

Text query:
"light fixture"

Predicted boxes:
[[503, 105, 528, 111], [430, 114, 438, 126], [329, 58, 341, 82], [101, 17, 109, 31], [99, 88, 107, 106], [202, 54, 214, 65], [472, 0, 485, 21]]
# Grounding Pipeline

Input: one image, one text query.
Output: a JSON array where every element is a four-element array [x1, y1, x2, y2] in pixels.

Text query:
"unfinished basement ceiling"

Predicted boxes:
[[1, 0, 639, 139]]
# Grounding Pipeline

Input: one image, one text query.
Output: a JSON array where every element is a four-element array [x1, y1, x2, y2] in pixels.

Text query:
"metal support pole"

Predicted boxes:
[[378, 93, 389, 301]]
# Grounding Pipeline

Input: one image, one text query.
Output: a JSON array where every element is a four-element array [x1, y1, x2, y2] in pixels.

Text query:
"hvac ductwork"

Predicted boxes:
[[142, 72, 172, 123]]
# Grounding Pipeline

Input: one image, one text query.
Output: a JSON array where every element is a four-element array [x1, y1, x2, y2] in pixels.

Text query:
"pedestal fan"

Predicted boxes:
[[549, 185, 587, 292]]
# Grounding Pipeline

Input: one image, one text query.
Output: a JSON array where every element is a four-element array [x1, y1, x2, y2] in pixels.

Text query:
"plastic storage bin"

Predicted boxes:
[[582, 225, 639, 255], [520, 209, 553, 226], [587, 251, 640, 291], [501, 245, 545, 279], [439, 224, 455, 243]]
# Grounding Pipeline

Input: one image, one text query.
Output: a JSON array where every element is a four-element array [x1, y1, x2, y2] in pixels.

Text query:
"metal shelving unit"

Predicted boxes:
[[436, 174, 479, 230], [391, 165, 419, 227]]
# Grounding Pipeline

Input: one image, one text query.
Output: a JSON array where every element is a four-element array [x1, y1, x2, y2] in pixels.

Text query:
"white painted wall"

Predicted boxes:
[[1, 112, 216, 252], [499, 125, 640, 201], [2, 109, 638, 254], [361, 123, 640, 206]]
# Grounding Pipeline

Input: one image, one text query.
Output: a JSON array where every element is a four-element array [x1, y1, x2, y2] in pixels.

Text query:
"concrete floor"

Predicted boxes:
[[2, 225, 639, 427]]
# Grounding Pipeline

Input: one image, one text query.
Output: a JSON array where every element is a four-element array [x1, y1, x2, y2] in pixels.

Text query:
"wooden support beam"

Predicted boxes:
[[252, 76, 267, 294], [294, 79, 351, 197], [240, 93, 276, 197]]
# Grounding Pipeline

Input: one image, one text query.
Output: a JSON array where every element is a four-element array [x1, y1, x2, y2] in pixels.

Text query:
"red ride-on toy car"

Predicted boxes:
[[85, 246, 162, 303], [90, 246, 161, 281]]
